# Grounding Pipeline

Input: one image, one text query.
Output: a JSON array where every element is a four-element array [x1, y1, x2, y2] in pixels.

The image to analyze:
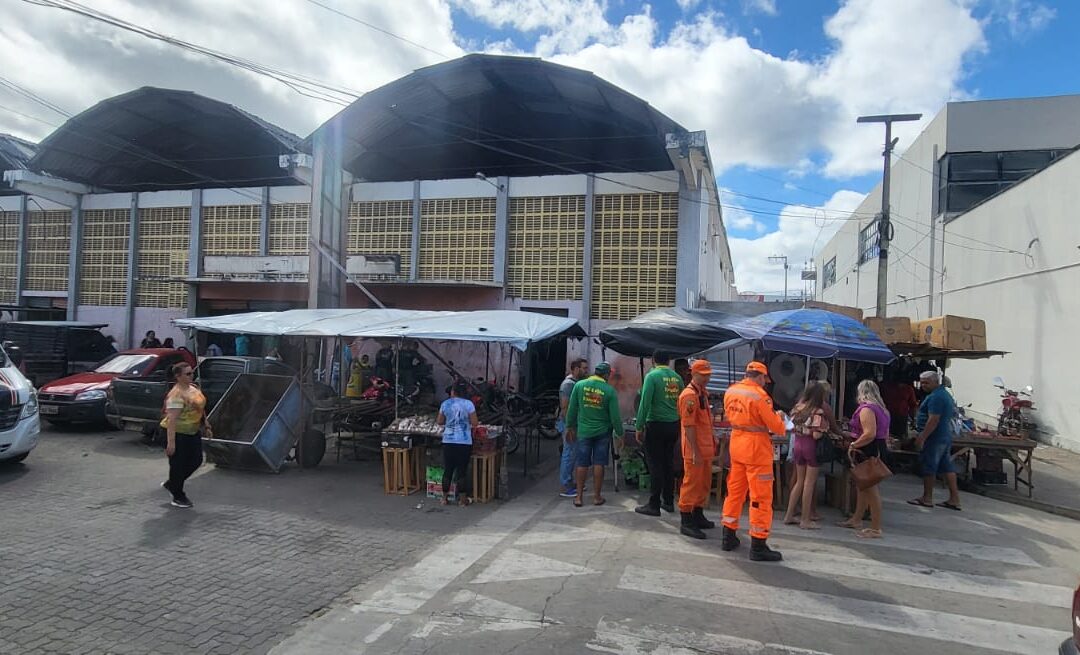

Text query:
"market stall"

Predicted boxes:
[[174, 308, 584, 496]]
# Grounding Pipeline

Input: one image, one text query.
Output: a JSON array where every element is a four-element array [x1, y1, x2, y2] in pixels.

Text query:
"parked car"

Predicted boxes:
[[1062, 582, 1080, 655], [38, 348, 196, 426], [0, 321, 116, 388], [108, 356, 296, 437], [0, 342, 41, 464]]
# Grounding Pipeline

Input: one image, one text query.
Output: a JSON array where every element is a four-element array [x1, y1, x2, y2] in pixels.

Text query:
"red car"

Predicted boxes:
[[37, 349, 196, 426]]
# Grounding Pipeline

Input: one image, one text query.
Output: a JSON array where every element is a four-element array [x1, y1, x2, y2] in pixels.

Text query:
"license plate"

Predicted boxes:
[[40, 404, 59, 415]]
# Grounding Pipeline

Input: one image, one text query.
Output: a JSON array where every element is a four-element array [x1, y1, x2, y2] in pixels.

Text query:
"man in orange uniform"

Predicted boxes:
[[677, 360, 716, 540], [721, 361, 788, 561]]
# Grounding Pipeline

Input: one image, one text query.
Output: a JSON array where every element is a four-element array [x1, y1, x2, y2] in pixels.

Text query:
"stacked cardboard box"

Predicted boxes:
[[911, 315, 987, 350], [805, 301, 864, 322], [863, 317, 913, 344]]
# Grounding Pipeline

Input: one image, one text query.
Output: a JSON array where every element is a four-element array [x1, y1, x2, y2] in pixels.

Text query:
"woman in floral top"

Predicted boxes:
[[783, 382, 833, 529], [160, 362, 211, 508]]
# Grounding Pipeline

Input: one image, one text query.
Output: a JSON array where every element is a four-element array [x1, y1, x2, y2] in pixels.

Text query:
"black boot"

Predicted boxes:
[[692, 508, 716, 529], [660, 501, 675, 513], [721, 526, 741, 551], [680, 512, 706, 540], [749, 537, 782, 562], [635, 502, 661, 517]]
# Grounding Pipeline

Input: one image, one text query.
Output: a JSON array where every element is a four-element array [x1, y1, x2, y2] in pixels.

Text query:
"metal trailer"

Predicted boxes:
[[202, 373, 326, 473]]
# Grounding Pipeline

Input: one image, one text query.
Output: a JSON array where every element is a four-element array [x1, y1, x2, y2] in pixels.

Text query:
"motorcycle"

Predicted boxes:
[[993, 377, 1036, 436]]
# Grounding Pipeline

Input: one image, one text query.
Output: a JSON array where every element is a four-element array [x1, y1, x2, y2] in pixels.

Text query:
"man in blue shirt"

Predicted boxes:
[[556, 358, 589, 498], [909, 370, 962, 510]]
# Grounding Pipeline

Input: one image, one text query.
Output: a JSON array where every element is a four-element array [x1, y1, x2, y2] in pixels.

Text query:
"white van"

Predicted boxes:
[[0, 344, 40, 464]]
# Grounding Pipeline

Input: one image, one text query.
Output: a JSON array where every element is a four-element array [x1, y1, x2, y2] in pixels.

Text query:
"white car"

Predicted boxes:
[[0, 346, 40, 464]]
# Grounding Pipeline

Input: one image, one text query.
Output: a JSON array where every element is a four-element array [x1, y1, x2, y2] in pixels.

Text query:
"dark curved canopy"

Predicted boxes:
[[307, 54, 685, 181], [29, 87, 301, 191], [0, 133, 37, 195]]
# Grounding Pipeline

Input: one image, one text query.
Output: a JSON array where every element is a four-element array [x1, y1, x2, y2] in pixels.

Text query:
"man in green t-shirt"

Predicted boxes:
[[634, 350, 685, 517], [566, 362, 623, 507]]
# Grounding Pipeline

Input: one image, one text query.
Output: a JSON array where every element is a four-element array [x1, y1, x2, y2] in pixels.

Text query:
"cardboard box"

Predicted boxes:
[[912, 315, 987, 349], [863, 317, 912, 344], [806, 301, 864, 322]]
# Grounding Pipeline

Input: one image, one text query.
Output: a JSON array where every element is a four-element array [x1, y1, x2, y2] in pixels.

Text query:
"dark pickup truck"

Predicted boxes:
[[107, 356, 296, 435]]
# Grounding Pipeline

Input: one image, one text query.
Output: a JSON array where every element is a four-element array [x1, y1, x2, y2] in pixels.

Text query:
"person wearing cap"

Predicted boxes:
[[676, 359, 717, 539], [565, 362, 623, 508], [634, 350, 684, 517], [721, 361, 788, 561]]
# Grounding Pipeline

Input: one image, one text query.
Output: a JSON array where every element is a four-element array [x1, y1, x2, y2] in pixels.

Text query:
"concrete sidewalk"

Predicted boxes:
[[968, 444, 1080, 520]]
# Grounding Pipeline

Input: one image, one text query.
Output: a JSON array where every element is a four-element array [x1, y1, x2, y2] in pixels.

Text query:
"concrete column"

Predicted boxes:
[[13, 195, 27, 308], [187, 189, 203, 319], [259, 186, 270, 256], [66, 197, 83, 320], [674, 170, 702, 309], [410, 180, 421, 281], [493, 175, 509, 285], [124, 193, 140, 348], [307, 127, 349, 309], [581, 174, 595, 322]]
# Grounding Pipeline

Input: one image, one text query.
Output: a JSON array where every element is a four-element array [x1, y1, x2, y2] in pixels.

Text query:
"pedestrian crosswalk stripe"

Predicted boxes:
[[472, 548, 600, 584], [588, 617, 832, 655], [770, 523, 1040, 566], [636, 532, 1072, 608], [618, 565, 1070, 654], [515, 521, 621, 546]]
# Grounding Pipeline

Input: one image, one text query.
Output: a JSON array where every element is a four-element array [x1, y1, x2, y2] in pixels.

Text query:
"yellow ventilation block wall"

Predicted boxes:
[[80, 209, 130, 306], [419, 197, 495, 282], [269, 203, 310, 256], [25, 210, 71, 293], [202, 205, 260, 256], [0, 212, 18, 304], [348, 200, 412, 278], [591, 192, 678, 320], [507, 196, 585, 300], [137, 207, 190, 309]]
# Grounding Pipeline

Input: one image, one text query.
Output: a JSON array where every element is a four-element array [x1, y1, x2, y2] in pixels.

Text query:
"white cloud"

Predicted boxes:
[[729, 190, 866, 294], [988, 0, 1056, 39], [677, 0, 703, 10], [743, 0, 778, 16], [450, 0, 612, 56]]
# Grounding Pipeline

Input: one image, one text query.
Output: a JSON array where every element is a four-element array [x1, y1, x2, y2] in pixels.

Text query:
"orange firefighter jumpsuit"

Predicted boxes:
[[677, 382, 715, 513], [721, 378, 787, 538]]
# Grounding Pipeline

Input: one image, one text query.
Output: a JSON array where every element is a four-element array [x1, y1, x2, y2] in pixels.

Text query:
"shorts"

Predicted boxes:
[[919, 436, 955, 476], [575, 434, 611, 467], [791, 434, 818, 467]]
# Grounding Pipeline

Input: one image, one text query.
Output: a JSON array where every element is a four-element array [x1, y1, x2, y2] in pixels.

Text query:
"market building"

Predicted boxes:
[[815, 94, 1080, 452], [0, 54, 736, 399]]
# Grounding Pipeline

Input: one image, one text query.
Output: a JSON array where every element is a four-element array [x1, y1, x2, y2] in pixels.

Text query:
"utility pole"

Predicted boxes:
[[857, 113, 921, 318], [768, 255, 789, 302]]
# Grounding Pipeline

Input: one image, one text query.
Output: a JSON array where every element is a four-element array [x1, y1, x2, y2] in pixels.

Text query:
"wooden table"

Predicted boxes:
[[951, 434, 1037, 497]]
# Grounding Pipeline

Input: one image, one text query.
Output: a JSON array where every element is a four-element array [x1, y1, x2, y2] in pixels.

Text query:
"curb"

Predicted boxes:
[[965, 483, 1080, 521]]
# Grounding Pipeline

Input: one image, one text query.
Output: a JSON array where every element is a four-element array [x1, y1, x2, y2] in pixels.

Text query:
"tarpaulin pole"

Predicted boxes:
[[395, 337, 402, 421]]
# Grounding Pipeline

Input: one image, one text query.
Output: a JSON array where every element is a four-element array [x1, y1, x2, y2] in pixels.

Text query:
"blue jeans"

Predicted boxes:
[[558, 420, 575, 490], [575, 434, 612, 468], [920, 436, 955, 476]]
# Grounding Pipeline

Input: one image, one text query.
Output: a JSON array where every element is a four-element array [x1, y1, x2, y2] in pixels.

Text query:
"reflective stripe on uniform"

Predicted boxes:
[[729, 425, 769, 433]]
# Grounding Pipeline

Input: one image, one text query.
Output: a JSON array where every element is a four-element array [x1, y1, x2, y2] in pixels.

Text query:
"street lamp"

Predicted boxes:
[[768, 255, 789, 302]]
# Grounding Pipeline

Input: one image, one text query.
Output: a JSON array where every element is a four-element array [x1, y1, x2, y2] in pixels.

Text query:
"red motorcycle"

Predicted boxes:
[[994, 377, 1036, 436]]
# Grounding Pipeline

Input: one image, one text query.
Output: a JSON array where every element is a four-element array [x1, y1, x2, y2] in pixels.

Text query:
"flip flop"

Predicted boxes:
[[907, 499, 934, 508], [936, 502, 962, 511], [836, 520, 860, 529], [593, 497, 607, 506], [856, 528, 883, 539], [573, 498, 583, 508], [798, 522, 821, 530], [783, 518, 799, 525]]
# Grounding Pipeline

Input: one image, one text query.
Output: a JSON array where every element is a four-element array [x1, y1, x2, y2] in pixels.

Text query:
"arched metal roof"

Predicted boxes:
[[29, 87, 301, 191], [306, 54, 685, 181], [0, 133, 37, 195]]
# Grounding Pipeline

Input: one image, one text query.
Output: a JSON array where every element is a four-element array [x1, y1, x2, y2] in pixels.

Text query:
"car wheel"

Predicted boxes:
[[2, 453, 28, 464]]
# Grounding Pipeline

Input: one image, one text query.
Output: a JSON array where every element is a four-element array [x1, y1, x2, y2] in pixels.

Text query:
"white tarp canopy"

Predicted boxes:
[[173, 309, 582, 351]]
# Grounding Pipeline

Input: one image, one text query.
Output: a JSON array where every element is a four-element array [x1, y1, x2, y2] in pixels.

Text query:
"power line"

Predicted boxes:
[[302, 0, 452, 60]]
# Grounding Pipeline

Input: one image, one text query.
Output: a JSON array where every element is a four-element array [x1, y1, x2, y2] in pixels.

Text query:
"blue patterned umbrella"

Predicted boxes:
[[730, 309, 895, 364]]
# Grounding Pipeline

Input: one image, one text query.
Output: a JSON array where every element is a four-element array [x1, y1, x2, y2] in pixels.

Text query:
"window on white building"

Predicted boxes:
[[858, 222, 879, 265], [822, 257, 836, 289], [938, 149, 1070, 217]]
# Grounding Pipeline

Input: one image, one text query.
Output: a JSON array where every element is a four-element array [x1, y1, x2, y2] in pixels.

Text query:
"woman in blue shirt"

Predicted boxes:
[[437, 381, 479, 506]]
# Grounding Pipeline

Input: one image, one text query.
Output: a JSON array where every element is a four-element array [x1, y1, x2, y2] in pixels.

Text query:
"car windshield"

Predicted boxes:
[[94, 353, 157, 375]]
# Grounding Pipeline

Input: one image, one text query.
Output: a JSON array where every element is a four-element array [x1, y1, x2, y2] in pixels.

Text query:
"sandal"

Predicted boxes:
[[907, 498, 934, 508], [856, 528, 883, 539], [836, 520, 861, 529], [936, 502, 962, 511], [783, 517, 799, 525], [573, 498, 583, 508], [798, 522, 821, 530], [593, 497, 607, 506], [459, 496, 473, 507]]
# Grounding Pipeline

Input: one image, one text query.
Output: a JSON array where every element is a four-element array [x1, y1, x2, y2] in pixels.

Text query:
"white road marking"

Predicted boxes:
[[472, 548, 600, 584], [363, 621, 396, 644], [770, 523, 1040, 566], [515, 520, 622, 546], [618, 565, 1070, 654], [637, 532, 1072, 608], [354, 494, 552, 615], [450, 590, 550, 624], [544, 495, 638, 519], [588, 618, 832, 655]]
